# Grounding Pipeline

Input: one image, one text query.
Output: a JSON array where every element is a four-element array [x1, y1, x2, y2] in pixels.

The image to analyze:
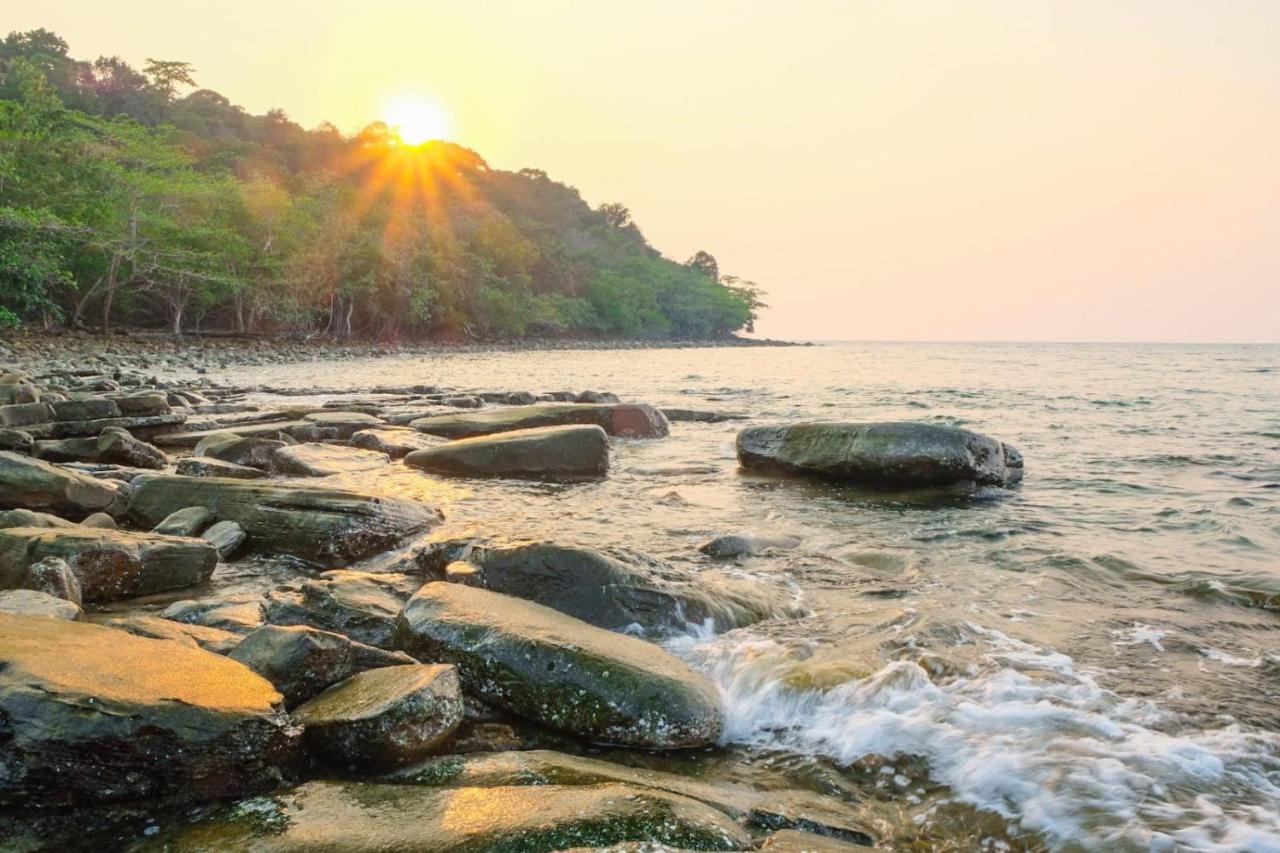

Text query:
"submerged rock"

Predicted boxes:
[[145, 781, 750, 851], [699, 532, 802, 559], [272, 442, 390, 477], [405, 424, 609, 479], [396, 583, 724, 748], [126, 476, 441, 566], [410, 402, 670, 440], [0, 615, 301, 806], [737, 422, 1024, 488], [0, 526, 218, 603], [293, 664, 463, 767], [0, 450, 127, 519]]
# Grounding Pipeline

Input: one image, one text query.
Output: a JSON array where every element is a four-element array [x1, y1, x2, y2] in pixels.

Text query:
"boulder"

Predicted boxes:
[[202, 519, 247, 559], [229, 624, 414, 708], [0, 616, 300, 806], [143, 781, 750, 851], [126, 476, 441, 567], [737, 422, 1025, 488], [405, 425, 609, 479], [114, 391, 171, 416], [292, 664, 463, 767], [193, 430, 285, 469], [96, 426, 167, 469], [0, 451, 127, 519], [410, 403, 670, 440], [577, 390, 621, 404], [81, 511, 117, 528], [265, 570, 422, 648], [99, 613, 241, 654], [351, 427, 446, 458], [0, 589, 81, 620], [0, 526, 218, 604], [152, 505, 216, 537], [174, 456, 267, 479], [273, 442, 390, 477], [20, 555, 81, 604], [395, 583, 724, 748], [456, 541, 793, 635]]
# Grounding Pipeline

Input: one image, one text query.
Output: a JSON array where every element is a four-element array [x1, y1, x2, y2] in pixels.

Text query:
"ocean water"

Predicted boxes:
[[213, 341, 1280, 851]]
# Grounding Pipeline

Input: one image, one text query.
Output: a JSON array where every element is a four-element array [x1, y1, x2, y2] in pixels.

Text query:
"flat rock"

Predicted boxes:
[[405, 424, 609, 479], [351, 427, 446, 458], [737, 421, 1024, 488], [761, 830, 877, 852], [273, 442, 390, 477], [293, 664, 463, 767], [153, 420, 307, 448], [0, 588, 81, 619], [298, 411, 385, 439], [410, 403, 670, 440], [265, 570, 422, 648], [395, 583, 724, 748], [98, 613, 241, 653], [24, 412, 186, 440], [174, 456, 268, 479], [153, 505, 216, 537], [0, 451, 127, 519], [193, 431, 285, 469], [126, 476, 441, 567], [0, 615, 300, 806]]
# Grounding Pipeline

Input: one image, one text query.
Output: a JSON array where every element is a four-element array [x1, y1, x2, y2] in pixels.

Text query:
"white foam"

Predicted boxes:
[[668, 626, 1280, 852]]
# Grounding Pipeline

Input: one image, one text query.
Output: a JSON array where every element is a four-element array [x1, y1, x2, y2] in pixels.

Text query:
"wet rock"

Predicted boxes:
[[126, 476, 441, 566], [0, 450, 128, 517], [410, 403, 670, 440], [297, 410, 384, 440], [0, 588, 81, 620], [351, 427, 446, 458], [144, 781, 750, 851], [699, 532, 802, 558], [193, 430, 285, 469], [202, 519, 247, 559], [737, 422, 1025, 488], [273, 442, 390, 477], [229, 624, 413, 708], [0, 526, 217, 603], [405, 424, 609, 479], [663, 408, 747, 423], [96, 426, 167, 469], [293, 664, 464, 767], [153, 420, 308, 449], [174, 456, 268, 479], [0, 428, 33, 453], [444, 559, 482, 585], [457, 541, 793, 635], [50, 397, 120, 421], [162, 594, 266, 634], [265, 570, 422, 648], [396, 583, 724, 748], [153, 505, 216, 537], [0, 615, 300, 806], [761, 830, 876, 851], [20, 555, 82, 604], [81, 511, 117, 529], [0, 508, 76, 529], [100, 613, 241, 653]]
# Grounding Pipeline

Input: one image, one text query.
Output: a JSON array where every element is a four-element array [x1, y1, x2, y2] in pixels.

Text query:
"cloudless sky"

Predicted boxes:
[[8, 1, 1279, 341]]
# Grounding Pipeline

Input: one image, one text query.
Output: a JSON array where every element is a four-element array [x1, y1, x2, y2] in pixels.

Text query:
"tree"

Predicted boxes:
[[598, 202, 632, 229], [685, 250, 719, 281], [143, 59, 196, 101]]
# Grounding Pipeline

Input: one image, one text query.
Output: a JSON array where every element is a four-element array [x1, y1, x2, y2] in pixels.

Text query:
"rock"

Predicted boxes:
[[153, 505, 216, 537], [385, 750, 876, 845], [0, 379, 39, 405], [0, 526, 218, 604], [577, 390, 621, 404], [441, 395, 483, 409], [396, 583, 724, 748], [761, 830, 877, 852], [0, 508, 76, 529], [293, 664, 463, 767], [202, 519, 247, 559], [0, 401, 53, 427], [193, 430, 285, 469], [737, 422, 1025, 488], [0, 589, 81, 620], [20, 555, 81, 604], [145, 781, 750, 851], [273, 442, 390, 477], [174, 456, 268, 479], [405, 424, 609, 480], [23, 412, 185, 440], [297, 410, 384, 440], [0, 428, 33, 453], [351, 427, 445, 458], [126, 476, 441, 566], [229, 624, 414, 708], [663, 408, 747, 423], [114, 391, 170, 416], [443, 559, 482, 585], [153, 420, 308, 448], [265, 570, 422, 648], [81, 511, 117, 528], [699, 532, 802, 558], [0, 615, 300, 806], [99, 613, 241, 653], [162, 594, 265, 634], [0, 451, 127, 519], [50, 397, 121, 421], [410, 403, 670, 440], [457, 541, 793, 635], [96, 426, 167, 469], [31, 436, 101, 463]]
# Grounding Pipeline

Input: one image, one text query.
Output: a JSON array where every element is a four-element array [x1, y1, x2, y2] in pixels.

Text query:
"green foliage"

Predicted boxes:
[[0, 30, 762, 339]]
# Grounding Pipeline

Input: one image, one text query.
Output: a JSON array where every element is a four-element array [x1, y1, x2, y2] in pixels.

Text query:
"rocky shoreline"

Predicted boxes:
[[0, 346, 1022, 851]]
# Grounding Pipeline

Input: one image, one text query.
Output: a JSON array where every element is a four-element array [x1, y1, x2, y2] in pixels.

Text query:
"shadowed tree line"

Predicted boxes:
[[0, 29, 765, 340]]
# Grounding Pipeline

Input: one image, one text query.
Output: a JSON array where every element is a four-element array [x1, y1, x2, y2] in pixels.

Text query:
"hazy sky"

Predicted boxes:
[[10, 1, 1279, 341]]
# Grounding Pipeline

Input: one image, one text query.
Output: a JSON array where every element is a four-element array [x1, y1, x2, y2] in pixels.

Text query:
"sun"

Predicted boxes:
[[381, 94, 452, 145]]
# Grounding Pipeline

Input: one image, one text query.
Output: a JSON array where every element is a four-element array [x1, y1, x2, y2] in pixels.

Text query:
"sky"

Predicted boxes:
[[8, 1, 1279, 342]]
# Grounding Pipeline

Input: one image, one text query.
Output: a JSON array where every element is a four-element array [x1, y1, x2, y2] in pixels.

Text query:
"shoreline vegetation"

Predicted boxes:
[[0, 29, 766, 343]]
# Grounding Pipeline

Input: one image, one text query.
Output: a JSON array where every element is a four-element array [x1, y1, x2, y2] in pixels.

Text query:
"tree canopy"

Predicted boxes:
[[0, 30, 764, 340]]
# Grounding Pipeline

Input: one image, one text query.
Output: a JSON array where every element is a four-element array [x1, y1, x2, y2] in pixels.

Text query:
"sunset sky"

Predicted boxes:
[[9, 1, 1279, 342]]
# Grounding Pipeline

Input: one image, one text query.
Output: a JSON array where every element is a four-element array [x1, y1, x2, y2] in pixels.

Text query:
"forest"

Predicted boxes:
[[0, 30, 764, 340]]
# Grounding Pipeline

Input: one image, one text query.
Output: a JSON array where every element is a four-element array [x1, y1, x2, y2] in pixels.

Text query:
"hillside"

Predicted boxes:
[[0, 29, 763, 340]]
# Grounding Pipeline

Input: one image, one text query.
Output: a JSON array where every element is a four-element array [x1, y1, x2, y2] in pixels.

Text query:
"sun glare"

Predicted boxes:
[[382, 94, 451, 145]]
